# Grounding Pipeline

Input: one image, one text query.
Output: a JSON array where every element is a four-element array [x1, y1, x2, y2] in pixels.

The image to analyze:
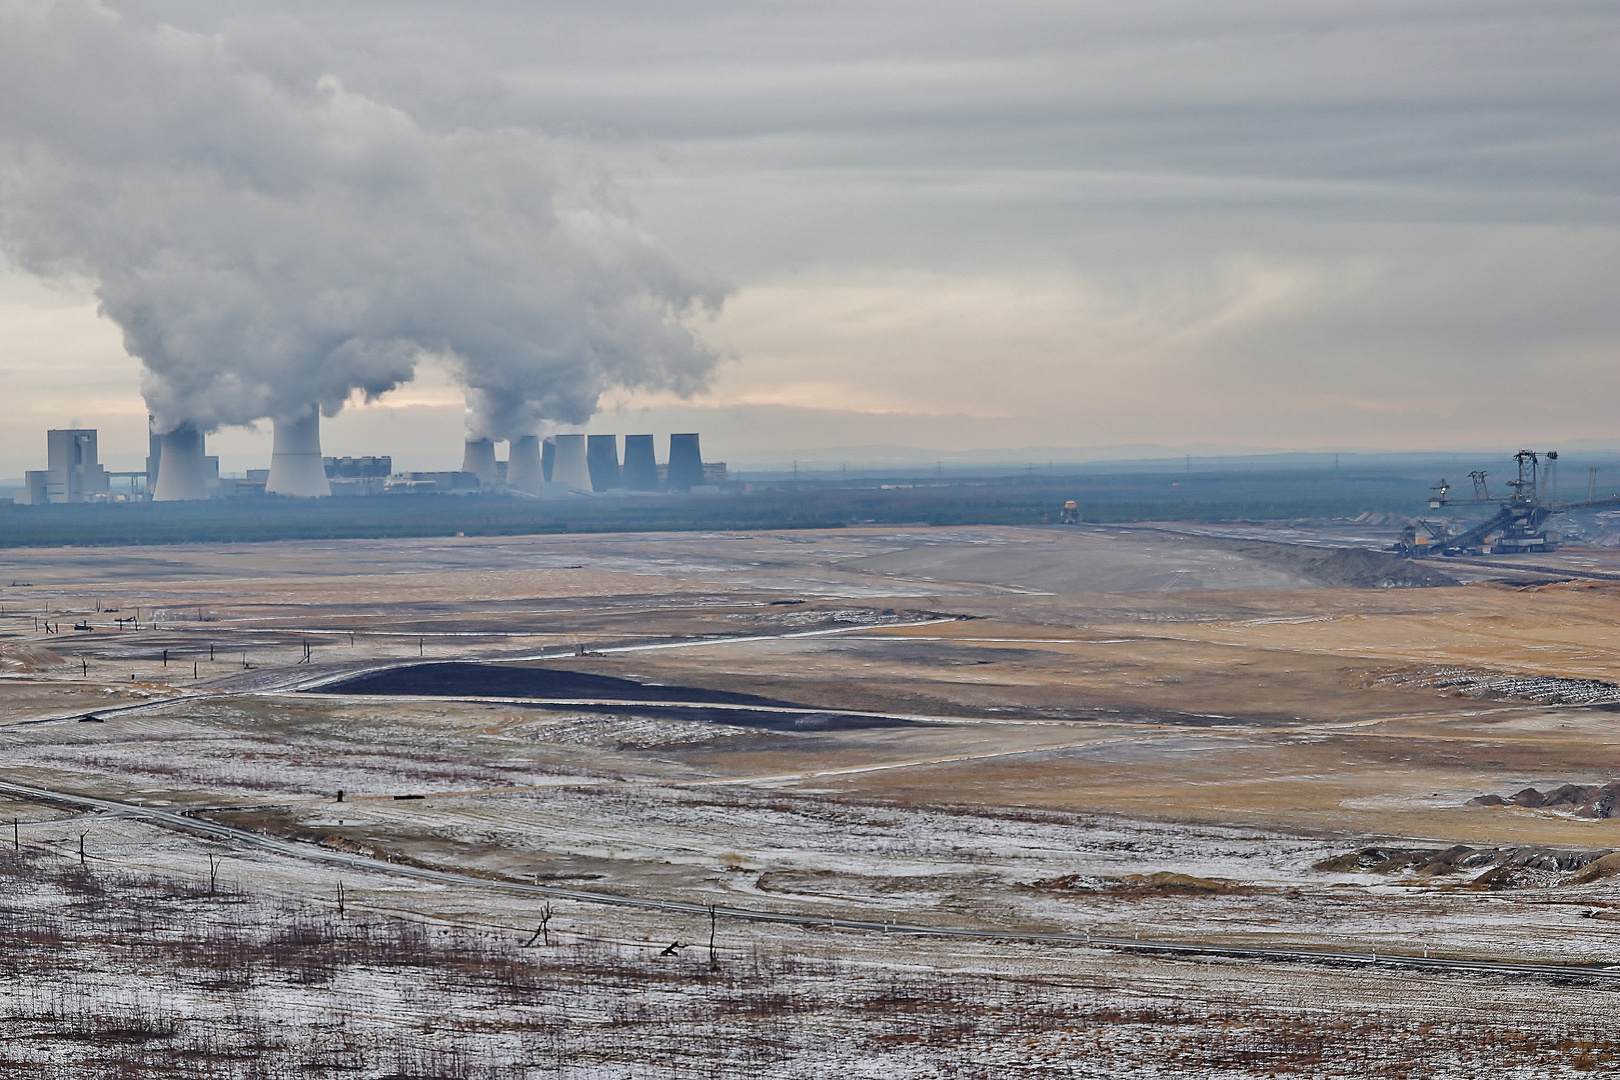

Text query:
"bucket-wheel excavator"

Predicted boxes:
[[1394, 450, 1620, 557]]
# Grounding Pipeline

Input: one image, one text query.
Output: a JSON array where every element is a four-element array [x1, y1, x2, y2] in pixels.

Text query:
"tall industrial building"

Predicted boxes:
[[21, 429, 109, 504]]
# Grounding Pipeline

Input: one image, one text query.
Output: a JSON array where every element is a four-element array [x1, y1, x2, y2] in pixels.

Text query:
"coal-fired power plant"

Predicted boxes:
[[587, 435, 621, 492], [266, 413, 331, 497], [550, 434, 592, 491], [17, 421, 720, 504], [507, 435, 544, 494], [152, 423, 210, 502], [622, 435, 658, 491], [461, 439, 498, 486]]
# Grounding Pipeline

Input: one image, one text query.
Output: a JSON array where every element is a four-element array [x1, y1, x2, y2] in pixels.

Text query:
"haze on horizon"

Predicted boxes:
[[0, 0, 1614, 476]]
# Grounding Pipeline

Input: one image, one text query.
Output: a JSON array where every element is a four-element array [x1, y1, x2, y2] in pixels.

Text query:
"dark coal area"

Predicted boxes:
[[316, 662, 920, 732]]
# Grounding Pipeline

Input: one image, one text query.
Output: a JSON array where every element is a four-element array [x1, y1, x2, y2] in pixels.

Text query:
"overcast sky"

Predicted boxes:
[[1, 0, 1614, 474]]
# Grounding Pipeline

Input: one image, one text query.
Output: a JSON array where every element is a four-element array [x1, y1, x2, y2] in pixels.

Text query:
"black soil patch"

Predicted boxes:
[[315, 662, 920, 732], [1218, 541, 1460, 588]]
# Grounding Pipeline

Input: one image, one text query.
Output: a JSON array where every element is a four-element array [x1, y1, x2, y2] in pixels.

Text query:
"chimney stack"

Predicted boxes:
[[586, 434, 621, 492], [152, 423, 210, 501], [667, 433, 704, 491], [507, 435, 544, 494], [266, 412, 331, 497], [550, 434, 592, 491], [622, 435, 658, 490], [461, 438, 497, 485]]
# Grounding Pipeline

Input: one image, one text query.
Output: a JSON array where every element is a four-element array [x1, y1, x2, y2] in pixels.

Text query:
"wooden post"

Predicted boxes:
[[79, 833, 85, 864], [708, 904, 718, 969], [13, 818, 18, 850], [337, 881, 345, 917]]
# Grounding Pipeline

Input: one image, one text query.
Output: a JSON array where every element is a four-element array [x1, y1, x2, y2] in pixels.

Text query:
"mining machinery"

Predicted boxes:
[[1059, 500, 1081, 525], [1395, 450, 1620, 557]]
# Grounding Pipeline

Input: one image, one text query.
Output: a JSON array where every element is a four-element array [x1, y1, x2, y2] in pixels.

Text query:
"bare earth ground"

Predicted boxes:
[[5, 524, 1620, 1076]]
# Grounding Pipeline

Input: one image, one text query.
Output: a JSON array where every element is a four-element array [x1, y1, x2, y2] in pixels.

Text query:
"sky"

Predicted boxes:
[[0, 0, 1615, 476]]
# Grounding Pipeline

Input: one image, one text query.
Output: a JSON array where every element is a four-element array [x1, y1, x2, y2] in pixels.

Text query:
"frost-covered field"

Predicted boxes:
[[4, 837, 1618, 1080], [8, 528, 1620, 1075]]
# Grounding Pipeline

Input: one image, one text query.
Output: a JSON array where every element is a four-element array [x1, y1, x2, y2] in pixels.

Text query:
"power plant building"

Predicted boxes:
[[19, 421, 721, 505], [21, 429, 109, 504]]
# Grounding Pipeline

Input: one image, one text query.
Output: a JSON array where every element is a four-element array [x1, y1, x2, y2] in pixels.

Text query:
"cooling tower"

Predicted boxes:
[[586, 434, 621, 492], [461, 438, 497, 485], [667, 432, 704, 491], [550, 433, 592, 491], [507, 435, 544, 494], [266, 413, 331, 497], [541, 437, 555, 483], [152, 423, 209, 501], [621, 434, 658, 490]]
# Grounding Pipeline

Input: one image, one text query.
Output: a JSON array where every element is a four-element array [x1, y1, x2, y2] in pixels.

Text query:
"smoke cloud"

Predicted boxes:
[[0, 0, 723, 437]]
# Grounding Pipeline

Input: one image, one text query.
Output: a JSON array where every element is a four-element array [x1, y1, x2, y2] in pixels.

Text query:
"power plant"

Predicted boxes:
[[20, 429, 111, 504], [12, 425, 723, 503]]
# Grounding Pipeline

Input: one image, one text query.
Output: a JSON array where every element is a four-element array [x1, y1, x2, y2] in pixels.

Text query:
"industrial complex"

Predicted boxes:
[[14, 421, 725, 504]]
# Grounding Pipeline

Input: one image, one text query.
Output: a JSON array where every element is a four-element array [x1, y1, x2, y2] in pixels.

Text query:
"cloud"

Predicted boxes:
[[0, 0, 724, 438], [2, 0, 1614, 462]]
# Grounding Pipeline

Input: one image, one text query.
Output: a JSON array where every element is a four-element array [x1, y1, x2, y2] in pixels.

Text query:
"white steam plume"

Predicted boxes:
[[0, 1, 724, 438]]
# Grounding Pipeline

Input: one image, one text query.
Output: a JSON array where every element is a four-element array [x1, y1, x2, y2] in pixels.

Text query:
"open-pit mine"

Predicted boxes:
[[4, 523, 1620, 1076]]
